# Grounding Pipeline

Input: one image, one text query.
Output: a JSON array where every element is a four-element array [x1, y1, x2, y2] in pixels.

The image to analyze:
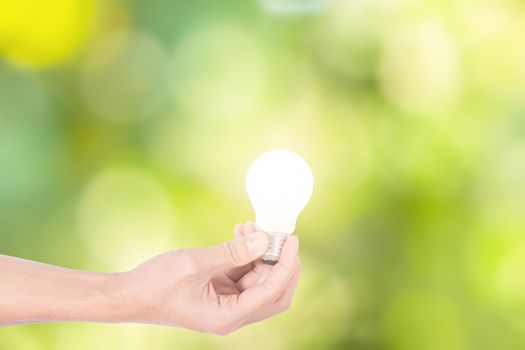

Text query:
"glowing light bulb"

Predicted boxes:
[[246, 149, 314, 264]]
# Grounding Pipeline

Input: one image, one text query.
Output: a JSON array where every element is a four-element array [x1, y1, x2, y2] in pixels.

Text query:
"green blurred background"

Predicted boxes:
[[1, 0, 525, 349]]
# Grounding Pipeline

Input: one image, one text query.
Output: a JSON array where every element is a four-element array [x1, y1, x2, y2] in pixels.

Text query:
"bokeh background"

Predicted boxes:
[[1, 0, 525, 349]]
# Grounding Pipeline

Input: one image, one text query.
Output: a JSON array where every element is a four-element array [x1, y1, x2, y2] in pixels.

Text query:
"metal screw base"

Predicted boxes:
[[261, 232, 288, 265]]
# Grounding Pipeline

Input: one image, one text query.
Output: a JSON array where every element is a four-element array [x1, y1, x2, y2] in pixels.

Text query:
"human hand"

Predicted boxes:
[[122, 221, 301, 335]]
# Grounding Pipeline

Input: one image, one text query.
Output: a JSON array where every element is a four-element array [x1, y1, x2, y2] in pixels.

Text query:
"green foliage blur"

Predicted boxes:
[[1, 0, 525, 349]]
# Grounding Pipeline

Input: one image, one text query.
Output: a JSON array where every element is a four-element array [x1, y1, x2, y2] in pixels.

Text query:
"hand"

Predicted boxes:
[[124, 221, 302, 335]]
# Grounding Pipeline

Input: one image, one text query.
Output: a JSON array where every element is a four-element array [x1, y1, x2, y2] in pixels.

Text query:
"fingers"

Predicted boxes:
[[239, 259, 302, 328], [263, 259, 302, 314], [237, 235, 299, 316], [233, 223, 244, 238], [275, 260, 301, 308], [233, 221, 256, 239], [243, 221, 257, 235], [197, 230, 269, 275], [237, 261, 272, 291]]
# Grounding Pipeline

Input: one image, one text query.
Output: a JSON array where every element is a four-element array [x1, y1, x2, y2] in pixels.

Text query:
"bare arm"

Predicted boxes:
[[0, 254, 132, 325], [0, 222, 301, 334]]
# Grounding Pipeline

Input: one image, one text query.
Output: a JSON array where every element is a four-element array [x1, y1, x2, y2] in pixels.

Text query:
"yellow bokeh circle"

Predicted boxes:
[[0, 0, 96, 67]]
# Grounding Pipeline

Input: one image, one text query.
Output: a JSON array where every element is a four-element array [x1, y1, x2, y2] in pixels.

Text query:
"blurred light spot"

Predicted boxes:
[[314, 0, 395, 81], [379, 21, 461, 112], [78, 168, 175, 271], [81, 31, 170, 122], [172, 24, 268, 121], [383, 291, 466, 350], [0, 0, 96, 68], [260, 0, 334, 15]]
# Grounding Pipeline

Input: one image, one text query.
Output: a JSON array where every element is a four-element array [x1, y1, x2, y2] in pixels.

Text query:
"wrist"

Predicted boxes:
[[101, 271, 146, 323]]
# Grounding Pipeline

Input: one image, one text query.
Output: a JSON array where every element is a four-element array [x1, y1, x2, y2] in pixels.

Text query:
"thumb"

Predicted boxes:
[[205, 231, 269, 272]]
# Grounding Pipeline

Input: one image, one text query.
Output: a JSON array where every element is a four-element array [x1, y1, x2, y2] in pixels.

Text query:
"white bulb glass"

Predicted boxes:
[[246, 149, 314, 264]]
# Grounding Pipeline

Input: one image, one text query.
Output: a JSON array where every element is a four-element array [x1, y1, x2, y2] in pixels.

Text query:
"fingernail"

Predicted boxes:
[[246, 232, 269, 256]]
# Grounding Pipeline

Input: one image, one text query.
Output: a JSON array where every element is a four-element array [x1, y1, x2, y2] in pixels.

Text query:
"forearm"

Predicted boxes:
[[0, 254, 136, 325]]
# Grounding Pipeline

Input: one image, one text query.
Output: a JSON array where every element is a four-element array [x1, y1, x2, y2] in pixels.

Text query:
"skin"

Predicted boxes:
[[0, 221, 301, 335]]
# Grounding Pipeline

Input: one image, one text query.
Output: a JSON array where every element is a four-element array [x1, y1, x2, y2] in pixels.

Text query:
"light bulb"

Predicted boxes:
[[246, 149, 314, 264]]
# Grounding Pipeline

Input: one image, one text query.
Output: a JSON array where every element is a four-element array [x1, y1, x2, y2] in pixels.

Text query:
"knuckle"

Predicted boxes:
[[233, 223, 242, 234], [224, 241, 244, 264]]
